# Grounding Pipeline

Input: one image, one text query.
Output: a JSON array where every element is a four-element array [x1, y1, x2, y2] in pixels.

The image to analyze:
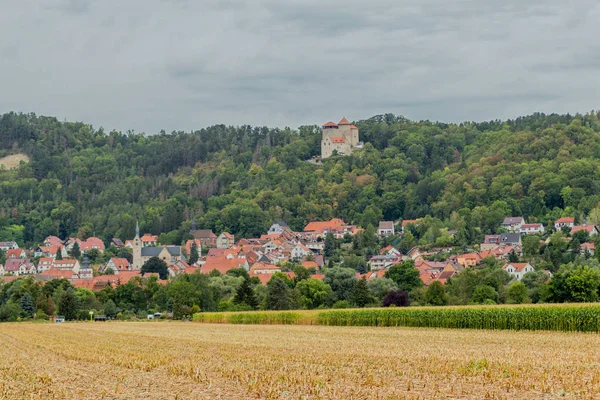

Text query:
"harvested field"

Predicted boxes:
[[0, 321, 599, 399]]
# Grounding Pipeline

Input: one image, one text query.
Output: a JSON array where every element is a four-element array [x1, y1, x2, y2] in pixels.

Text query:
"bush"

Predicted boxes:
[[332, 300, 351, 309], [383, 290, 410, 307], [35, 310, 48, 320]]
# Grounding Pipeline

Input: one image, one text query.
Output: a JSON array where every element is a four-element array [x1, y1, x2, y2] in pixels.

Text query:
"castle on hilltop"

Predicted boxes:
[[321, 117, 362, 159]]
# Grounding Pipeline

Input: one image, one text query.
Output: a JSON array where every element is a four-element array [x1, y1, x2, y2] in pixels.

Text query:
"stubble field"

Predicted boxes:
[[0, 322, 599, 399]]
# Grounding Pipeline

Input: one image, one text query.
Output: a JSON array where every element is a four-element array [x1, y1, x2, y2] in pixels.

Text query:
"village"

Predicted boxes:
[[1, 214, 595, 293]]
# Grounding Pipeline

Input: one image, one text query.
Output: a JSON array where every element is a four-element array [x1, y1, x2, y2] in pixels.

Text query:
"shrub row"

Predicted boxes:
[[194, 305, 600, 332]]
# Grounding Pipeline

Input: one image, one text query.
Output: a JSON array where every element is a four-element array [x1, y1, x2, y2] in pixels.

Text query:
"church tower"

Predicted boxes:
[[132, 221, 143, 270]]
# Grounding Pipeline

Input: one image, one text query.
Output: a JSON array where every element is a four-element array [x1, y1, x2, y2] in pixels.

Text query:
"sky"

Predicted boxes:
[[1, 0, 599, 134]]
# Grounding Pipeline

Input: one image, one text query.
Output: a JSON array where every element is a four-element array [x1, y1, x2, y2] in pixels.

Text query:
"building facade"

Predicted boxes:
[[321, 118, 361, 159]]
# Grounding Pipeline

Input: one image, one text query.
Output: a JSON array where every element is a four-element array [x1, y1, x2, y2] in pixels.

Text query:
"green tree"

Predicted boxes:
[[233, 278, 258, 310], [188, 243, 199, 264], [103, 299, 118, 319], [141, 256, 169, 280], [471, 285, 498, 304], [59, 289, 79, 320], [424, 281, 448, 306], [70, 243, 81, 259], [324, 233, 335, 258], [385, 261, 423, 292], [296, 279, 332, 309], [566, 265, 600, 302], [266, 277, 292, 310], [323, 267, 357, 303], [55, 249, 63, 260], [19, 293, 36, 317], [367, 278, 398, 301], [351, 277, 373, 307], [522, 235, 541, 257], [506, 282, 530, 304]]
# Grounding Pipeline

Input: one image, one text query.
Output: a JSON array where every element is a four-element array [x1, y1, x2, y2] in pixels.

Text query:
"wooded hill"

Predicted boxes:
[[1, 111, 600, 247]]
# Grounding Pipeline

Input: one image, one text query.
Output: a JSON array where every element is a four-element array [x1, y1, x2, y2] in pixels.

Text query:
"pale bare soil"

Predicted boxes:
[[0, 322, 599, 399], [0, 153, 29, 170]]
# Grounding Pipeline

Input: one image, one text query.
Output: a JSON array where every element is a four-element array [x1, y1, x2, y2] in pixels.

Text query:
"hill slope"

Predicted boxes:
[[0, 111, 599, 246]]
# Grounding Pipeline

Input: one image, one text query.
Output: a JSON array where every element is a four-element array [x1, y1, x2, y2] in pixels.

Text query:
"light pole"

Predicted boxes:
[[89, 311, 94, 322]]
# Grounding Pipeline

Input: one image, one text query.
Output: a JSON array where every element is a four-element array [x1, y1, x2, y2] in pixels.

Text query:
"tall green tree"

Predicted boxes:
[[385, 261, 423, 292]]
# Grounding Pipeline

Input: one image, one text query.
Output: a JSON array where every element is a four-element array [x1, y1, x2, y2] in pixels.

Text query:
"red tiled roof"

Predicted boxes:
[[350, 125, 358, 129], [201, 257, 246, 274], [402, 219, 420, 227], [304, 218, 346, 234], [141, 234, 158, 242], [338, 117, 351, 125], [556, 217, 574, 223], [323, 121, 337, 127], [330, 136, 345, 143], [502, 263, 531, 272], [108, 258, 130, 271], [571, 225, 597, 234]]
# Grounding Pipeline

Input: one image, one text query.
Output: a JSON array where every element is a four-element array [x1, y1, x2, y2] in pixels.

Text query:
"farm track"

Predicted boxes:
[[0, 322, 599, 399]]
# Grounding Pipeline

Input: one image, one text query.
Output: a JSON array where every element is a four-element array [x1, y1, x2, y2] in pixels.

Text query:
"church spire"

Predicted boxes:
[[135, 220, 140, 239], [191, 216, 197, 233]]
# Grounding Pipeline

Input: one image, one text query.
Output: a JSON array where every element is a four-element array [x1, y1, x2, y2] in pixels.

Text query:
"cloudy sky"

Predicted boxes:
[[1, 0, 599, 133]]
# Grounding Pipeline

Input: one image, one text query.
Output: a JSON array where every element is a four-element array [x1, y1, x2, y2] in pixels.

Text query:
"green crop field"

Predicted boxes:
[[194, 303, 600, 332]]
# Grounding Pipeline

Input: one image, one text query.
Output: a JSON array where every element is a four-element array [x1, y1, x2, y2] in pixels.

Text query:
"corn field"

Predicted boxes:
[[195, 304, 600, 332], [1, 321, 600, 398]]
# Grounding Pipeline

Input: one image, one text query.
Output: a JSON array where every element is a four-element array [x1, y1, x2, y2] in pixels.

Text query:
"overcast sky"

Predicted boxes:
[[1, 0, 599, 133]]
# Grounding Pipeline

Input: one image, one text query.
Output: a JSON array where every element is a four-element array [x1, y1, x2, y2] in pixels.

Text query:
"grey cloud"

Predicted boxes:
[[0, 0, 598, 133]]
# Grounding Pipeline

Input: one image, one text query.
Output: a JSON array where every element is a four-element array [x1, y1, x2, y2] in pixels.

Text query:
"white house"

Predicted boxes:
[[502, 263, 535, 281], [216, 232, 234, 249], [520, 223, 545, 235], [268, 221, 290, 235], [555, 217, 575, 230], [368, 255, 399, 271], [291, 243, 311, 260], [502, 217, 525, 233], [0, 241, 18, 251], [377, 221, 395, 237]]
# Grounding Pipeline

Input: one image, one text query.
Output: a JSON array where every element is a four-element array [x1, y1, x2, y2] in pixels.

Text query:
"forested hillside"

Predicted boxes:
[[1, 111, 600, 247]]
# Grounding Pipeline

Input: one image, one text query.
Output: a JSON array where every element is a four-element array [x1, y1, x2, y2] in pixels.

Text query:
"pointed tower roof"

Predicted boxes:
[[135, 221, 140, 239], [338, 117, 351, 125]]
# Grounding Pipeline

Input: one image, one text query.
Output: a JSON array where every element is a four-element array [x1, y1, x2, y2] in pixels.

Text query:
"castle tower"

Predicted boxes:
[[321, 117, 359, 159], [132, 221, 142, 270]]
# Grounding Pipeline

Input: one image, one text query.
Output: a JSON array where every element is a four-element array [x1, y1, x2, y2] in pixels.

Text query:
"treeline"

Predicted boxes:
[[2, 111, 600, 246]]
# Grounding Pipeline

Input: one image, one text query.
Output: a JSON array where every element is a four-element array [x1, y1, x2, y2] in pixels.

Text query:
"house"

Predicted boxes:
[[520, 223, 545, 235], [168, 260, 192, 277], [368, 255, 400, 270], [6, 248, 26, 259], [249, 262, 281, 274], [140, 234, 158, 247], [401, 219, 421, 233], [52, 259, 81, 274], [64, 237, 106, 253], [321, 118, 361, 159], [291, 243, 311, 260], [43, 236, 62, 247], [380, 245, 402, 257], [0, 259, 36, 276], [112, 238, 124, 247], [191, 229, 217, 248], [101, 258, 131, 274], [0, 241, 18, 251], [570, 225, 599, 237], [184, 239, 202, 258], [37, 257, 54, 273], [481, 234, 522, 251], [34, 245, 65, 259], [555, 217, 575, 230], [581, 242, 595, 256], [377, 221, 395, 237], [216, 232, 235, 249], [502, 263, 534, 280], [268, 221, 291, 235], [502, 217, 525, 232], [201, 257, 249, 274], [456, 253, 480, 268]]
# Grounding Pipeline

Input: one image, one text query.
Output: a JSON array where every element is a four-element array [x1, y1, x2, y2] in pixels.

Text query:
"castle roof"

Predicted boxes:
[[323, 121, 338, 127], [350, 125, 358, 129], [338, 117, 351, 125]]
